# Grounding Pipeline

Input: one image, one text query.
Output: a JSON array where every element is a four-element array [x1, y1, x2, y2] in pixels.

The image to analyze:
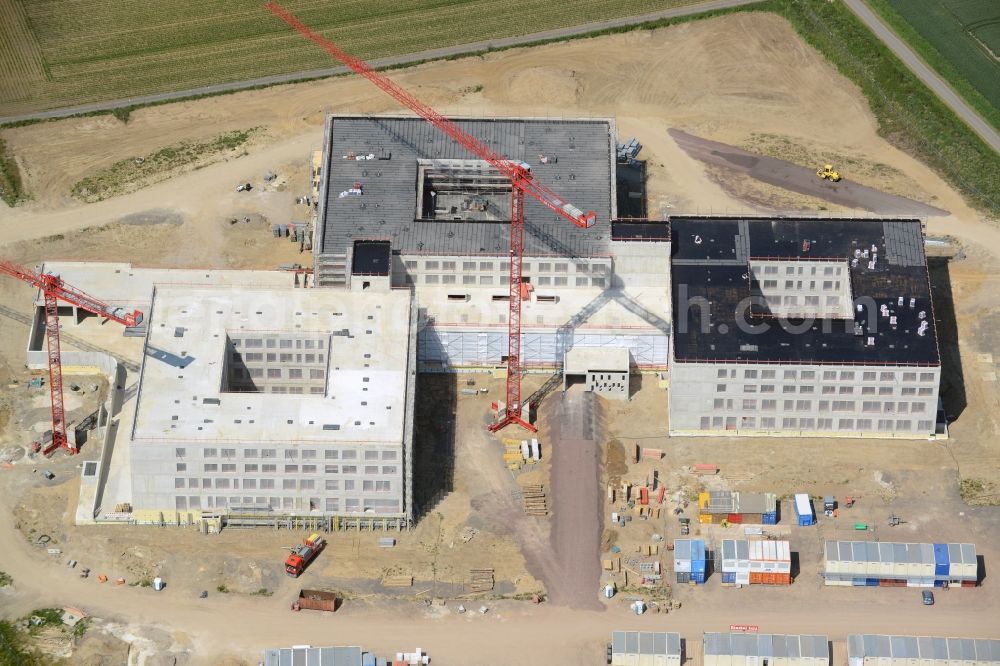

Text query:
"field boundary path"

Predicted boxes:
[[0, 0, 762, 125], [844, 0, 1000, 155]]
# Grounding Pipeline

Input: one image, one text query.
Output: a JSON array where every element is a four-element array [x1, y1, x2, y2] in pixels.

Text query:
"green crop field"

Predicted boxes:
[[866, 0, 1000, 129], [0, 0, 703, 117]]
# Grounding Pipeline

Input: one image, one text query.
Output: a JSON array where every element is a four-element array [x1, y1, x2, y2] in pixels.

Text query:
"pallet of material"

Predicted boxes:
[[522, 484, 548, 515], [382, 575, 413, 588], [469, 568, 495, 592]]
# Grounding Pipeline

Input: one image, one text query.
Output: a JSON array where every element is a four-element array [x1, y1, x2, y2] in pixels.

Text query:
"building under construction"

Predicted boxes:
[[313, 114, 672, 374], [669, 216, 943, 439]]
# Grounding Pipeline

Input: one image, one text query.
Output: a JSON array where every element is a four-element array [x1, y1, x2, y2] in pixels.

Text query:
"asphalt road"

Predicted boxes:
[[842, 0, 1000, 155], [0, 0, 762, 125]]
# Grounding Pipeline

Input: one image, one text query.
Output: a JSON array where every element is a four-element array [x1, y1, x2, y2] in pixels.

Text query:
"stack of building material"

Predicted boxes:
[[673, 539, 707, 584], [381, 574, 414, 588], [469, 568, 495, 592], [522, 485, 547, 516], [502, 440, 523, 470], [823, 541, 978, 587], [616, 137, 642, 162], [698, 491, 778, 524]]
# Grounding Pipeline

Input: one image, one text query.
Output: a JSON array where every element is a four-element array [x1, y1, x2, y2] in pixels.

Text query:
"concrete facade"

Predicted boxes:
[[128, 285, 417, 524], [564, 347, 630, 399], [670, 217, 941, 439], [670, 362, 941, 437]]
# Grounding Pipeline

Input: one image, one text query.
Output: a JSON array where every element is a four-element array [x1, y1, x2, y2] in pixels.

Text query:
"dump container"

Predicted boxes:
[[297, 589, 338, 612], [794, 494, 815, 526]]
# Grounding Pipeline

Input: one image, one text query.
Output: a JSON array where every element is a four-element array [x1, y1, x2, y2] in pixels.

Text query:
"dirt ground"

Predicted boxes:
[[668, 128, 949, 216], [1, 9, 1000, 665]]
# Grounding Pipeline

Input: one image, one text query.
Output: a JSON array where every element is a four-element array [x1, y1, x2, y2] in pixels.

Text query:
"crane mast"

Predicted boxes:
[[266, 2, 595, 431], [0, 260, 142, 455]]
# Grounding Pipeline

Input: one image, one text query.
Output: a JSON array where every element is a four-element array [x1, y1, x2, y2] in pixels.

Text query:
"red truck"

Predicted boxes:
[[285, 533, 326, 577]]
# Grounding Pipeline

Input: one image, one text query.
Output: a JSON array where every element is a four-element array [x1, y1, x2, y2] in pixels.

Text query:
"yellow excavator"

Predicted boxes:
[[816, 164, 842, 182]]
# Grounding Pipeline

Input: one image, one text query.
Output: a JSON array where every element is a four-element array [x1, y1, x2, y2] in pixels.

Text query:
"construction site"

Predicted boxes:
[[1, 5, 1000, 666]]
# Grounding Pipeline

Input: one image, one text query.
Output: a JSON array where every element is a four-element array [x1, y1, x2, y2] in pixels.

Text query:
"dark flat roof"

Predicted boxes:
[[351, 240, 391, 275], [611, 220, 670, 241], [319, 115, 615, 258], [670, 217, 940, 366]]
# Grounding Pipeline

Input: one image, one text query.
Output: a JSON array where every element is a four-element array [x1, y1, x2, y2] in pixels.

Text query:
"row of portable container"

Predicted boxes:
[[848, 634, 1000, 666], [698, 491, 778, 524], [823, 541, 978, 584], [673, 538, 707, 584], [719, 539, 793, 586]]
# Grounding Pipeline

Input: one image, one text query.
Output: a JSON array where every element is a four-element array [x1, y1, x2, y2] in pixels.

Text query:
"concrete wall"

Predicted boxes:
[[669, 362, 941, 438], [392, 253, 613, 290], [128, 296, 418, 522], [418, 326, 668, 370], [610, 239, 671, 290], [586, 370, 629, 399]]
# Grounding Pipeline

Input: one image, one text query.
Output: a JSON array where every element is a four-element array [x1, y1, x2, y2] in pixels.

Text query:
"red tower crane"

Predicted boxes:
[[0, 260, 142, 455], [266, 2, 596, 432]]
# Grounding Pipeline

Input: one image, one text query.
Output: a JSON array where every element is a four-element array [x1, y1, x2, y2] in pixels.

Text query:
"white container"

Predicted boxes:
[[153, 577, 164, 591], [520, 441, 530, 461], [531, 438, 541, 461]]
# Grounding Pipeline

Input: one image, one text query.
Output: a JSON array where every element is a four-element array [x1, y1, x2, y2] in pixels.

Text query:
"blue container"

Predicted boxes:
[[692, 560, 706, 573], [692, 572, 706, 584], [852, 578, 867, 587], [866, 578, 879, 586], [691, 540, 706, 560], [933, 543, 949, 577], [934, 579, 947, 588], [762, 512, 777, 525]]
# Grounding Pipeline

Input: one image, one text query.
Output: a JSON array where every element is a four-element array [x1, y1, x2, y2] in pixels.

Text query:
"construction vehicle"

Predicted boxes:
[[844, 496, 856, 508], [285, 533, 326, 577], [266, 1, 595, 434], [816, 164, 841, 182], [0, 260, 142, 455]]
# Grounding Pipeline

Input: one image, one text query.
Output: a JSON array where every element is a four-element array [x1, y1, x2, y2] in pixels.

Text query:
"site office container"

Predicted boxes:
[[876, 543, 894, 578], [721, 540, 738, 574], [748, 572, 792, 585], [674, 539, 693, 573], [932, 544, 949, 577]]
